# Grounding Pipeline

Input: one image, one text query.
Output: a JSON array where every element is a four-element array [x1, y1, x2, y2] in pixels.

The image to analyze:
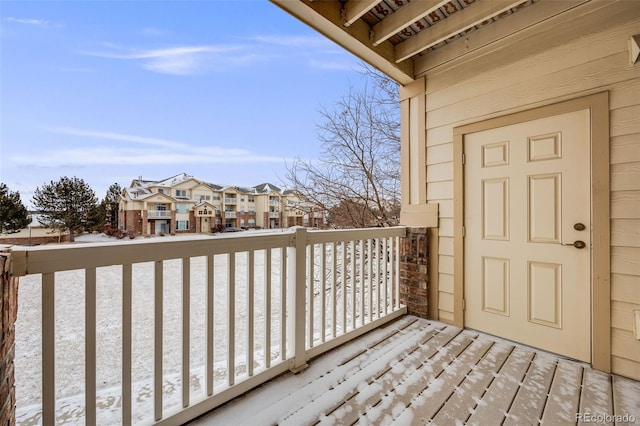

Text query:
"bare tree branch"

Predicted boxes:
[[285, 64, 400, 228]]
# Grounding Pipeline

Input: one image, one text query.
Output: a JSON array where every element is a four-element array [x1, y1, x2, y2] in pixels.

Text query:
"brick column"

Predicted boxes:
[[141, 210, 148, 236], [1, 251, 18, 425], [399, 227, 429, 318]]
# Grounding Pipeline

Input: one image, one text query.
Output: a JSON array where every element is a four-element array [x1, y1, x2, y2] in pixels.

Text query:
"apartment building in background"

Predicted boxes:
[[118, 173, 324, 235]]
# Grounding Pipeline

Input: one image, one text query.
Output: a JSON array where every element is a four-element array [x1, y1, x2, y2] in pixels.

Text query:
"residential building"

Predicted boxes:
[[253, 183, 284, 229], [283, 189, 324, 228], [118, 173, 322, 235]]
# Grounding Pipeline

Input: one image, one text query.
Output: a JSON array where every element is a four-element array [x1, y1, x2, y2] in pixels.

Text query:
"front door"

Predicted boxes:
[[464, 109, 591, 362], [156, 220, 169, 235]]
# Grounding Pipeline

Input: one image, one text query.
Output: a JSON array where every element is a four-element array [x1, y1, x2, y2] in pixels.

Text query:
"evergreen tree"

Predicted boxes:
[[103, 183, 121, 229], [32, 176, 99, 242], [0, 183, 31, 233]]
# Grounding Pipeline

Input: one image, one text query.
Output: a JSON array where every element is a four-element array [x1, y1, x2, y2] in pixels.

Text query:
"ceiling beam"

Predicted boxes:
[[395, 0, 527, 63], [270, 0, 415, 84], [343, 0, 379, 27], [413, 0, 588, 74], [372, 0, 450, 46]]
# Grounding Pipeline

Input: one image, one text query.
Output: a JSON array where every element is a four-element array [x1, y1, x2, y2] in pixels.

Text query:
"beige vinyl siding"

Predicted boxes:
[[424, 17, 640, 378]]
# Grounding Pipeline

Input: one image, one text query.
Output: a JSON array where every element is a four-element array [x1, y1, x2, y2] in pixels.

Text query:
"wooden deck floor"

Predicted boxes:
[[189, 316, 640, 425]]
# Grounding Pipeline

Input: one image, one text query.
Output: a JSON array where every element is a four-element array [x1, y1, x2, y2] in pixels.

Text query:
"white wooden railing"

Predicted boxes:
[[147, 210, 172, 219], [10, 226, 407, 425]]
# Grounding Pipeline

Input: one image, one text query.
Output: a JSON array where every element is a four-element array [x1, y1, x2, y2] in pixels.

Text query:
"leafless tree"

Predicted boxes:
[[286, 65, 400, 228]]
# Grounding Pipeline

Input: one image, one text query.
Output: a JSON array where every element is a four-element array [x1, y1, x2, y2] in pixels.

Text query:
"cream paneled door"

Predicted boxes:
[[464, 109, 591, 362]]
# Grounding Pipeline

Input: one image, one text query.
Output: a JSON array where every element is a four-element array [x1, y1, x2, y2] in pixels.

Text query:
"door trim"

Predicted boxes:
[[452, 92, 610, 372]]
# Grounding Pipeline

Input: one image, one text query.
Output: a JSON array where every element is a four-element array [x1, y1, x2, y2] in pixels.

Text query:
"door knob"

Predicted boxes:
[[563, 240, 586, 249], [574, 223, 586, 231]]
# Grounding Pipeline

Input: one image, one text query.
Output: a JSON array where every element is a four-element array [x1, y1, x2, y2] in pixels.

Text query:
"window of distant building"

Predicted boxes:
[[176, 204, 189, 214], [248, 196, 255, 203], [176, 189, 187, 197], [176, 220, 189, 230], [213, 194, 221, 200], [199, 195, 210, 201], [158, 188, 166, 194]]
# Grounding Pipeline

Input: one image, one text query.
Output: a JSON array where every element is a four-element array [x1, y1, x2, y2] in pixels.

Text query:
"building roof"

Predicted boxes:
[[253, 183, 282, 194], [123, 174, 288, 198]]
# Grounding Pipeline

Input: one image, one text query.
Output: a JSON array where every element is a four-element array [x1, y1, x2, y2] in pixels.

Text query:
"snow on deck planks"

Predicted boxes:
[[188, 316, 640, 426]]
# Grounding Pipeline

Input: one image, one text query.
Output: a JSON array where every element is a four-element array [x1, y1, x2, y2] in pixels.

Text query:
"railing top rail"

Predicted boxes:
[[9, 226, 408, 276], [10, 232, 293, 276], [307, 226, 407, 244]]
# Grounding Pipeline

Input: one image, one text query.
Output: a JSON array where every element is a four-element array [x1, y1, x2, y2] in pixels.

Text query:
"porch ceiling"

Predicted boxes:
[[270, 0, 590, 84]]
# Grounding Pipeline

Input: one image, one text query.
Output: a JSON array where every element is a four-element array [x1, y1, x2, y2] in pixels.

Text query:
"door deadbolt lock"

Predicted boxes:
[[573, 223, 586, 231], [563, 240, 586, 249]]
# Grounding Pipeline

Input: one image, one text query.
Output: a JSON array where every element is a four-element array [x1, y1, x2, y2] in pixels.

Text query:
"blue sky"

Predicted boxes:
[[0, 0, 366, 207]]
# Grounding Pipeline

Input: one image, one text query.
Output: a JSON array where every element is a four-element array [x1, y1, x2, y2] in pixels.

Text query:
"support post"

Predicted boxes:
[[399, 227, 430, 318], [1, 250, 18, 426], [287, 227, 309, 373]]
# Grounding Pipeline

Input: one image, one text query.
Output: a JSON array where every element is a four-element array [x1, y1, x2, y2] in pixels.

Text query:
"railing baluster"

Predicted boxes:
[[86, 267, 97, 426], [122, 264, 132, 426], [331, 242, 337, 338], [247, 250, 254, 377], [359, 239, 365, 326], [392, 237, 398, 309], [388, 238, 392, 310], [341, 242, 347, 334], [228, 254, 235, 386], [320, 244, 326, 343], [182, 257, 190, 408], [308, 244, 314, 348], [375, 238, 381, 319], [396, 236, 401, 309], [367, 239, 373, 322], [383, 238, 388, 315], [280, 247, 286, 362], [265, 249, 272, 368], [206, 255, 214, 396], [154, 260, 163, 421], [350, 240, 356, 331], [42, 272, 55, 425]]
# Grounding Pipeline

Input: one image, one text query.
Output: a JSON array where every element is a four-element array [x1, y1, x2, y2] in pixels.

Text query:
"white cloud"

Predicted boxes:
[[11, 127, 290, 167], [81, 44, 252, 75], [49, 127, 187, 149], [79, 32, 353, 75], [3, 17, 60, 28]]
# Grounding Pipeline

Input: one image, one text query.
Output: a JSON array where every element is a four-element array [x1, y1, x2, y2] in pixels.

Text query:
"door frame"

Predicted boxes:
[[452, 92, 610, 371]]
